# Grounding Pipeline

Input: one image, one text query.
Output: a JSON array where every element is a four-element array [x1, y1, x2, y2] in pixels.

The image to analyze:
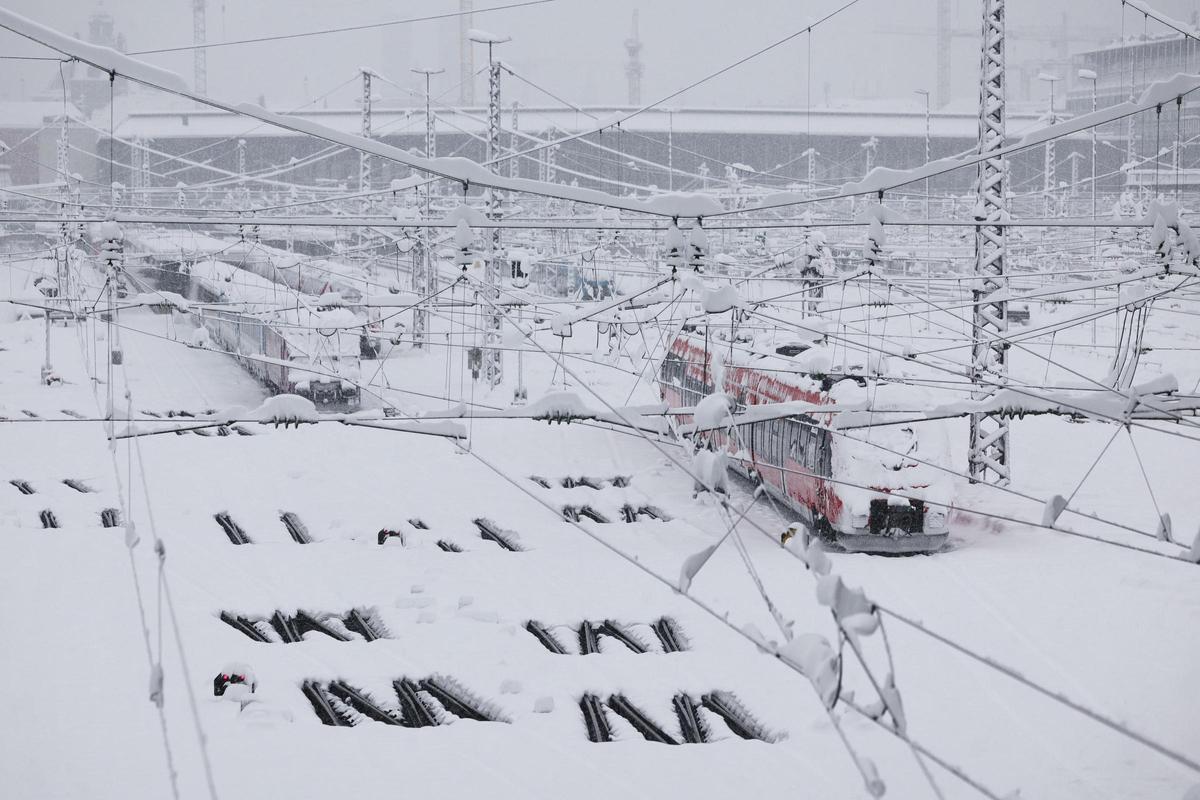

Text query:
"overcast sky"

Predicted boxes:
[[2, 0, 1200, 112]]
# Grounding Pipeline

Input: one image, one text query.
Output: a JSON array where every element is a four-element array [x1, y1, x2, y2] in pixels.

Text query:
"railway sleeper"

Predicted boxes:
[[524, 620, 567, 654], [580, 693, 613, 743], [214, 512, 251, 545], [293, 610, 350, 641], [700, 690, 775, 742], [606, 694, 679, 745], [219, 611, 273, 643], [301, 680, 355, 727], [577, 620, 600, 655], [343, 608, 389, 642], [563, 505, 609, 524], [560, 476, 603, 490], [673, 693, 709, 744], [473, 518, 521, 552], [597, 620, 648, 654], [270, 611, 304, 643], [280, 511, 312, 544], [328, 681, 403, 726], [652, 617, 689, 652], [620, 504, 669, 522], [419, 676, 504, 723], [392, 678, 442, 728]]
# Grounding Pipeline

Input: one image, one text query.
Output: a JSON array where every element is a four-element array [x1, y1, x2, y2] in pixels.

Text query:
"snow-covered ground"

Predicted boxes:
[[1, 250, 1198, 800]]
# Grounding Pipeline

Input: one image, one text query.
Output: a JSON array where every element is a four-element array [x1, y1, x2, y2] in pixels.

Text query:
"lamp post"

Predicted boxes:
[[1038, 72, 1061, 217], [1079, 67, 1098, 344]]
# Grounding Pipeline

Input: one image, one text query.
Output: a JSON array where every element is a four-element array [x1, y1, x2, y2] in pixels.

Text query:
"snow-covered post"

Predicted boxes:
[[236, 138, 247, 208], [470, 29, 511, 388], [666, 108, 675, 191], [803, 147, 818, 195], [100, 219, 124, 416], [359, 68, 374, 259], [546, 142, 558, 184], [1037, 73, 1059, 218], [54, 119, 74, 312], [860, 136, 879, 177], [33, 273, 59, 385], [969, 0, 1011, 486], [140, 137, 151, 210], [509, 101, 520, 179]]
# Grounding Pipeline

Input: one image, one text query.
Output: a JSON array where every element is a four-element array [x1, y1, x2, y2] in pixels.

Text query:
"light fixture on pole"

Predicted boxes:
[[1078, 67, 1099, 344], [1038, 72, 1061, 217]]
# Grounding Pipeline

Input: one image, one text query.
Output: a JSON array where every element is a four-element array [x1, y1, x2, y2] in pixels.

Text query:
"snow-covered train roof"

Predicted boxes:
[[191, 259, 316, 306]]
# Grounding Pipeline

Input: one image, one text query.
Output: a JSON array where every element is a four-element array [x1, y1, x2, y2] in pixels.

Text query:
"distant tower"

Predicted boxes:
[[193, 0, 207, 94], [72, 2, 127, 112], [624, 10, 644, 106], [459, 0, 475, 106], [936, 0, 951, 107]]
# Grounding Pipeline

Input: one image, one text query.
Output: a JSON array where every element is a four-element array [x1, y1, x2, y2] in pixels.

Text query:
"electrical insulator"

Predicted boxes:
[[99, 220, 124, 269], [664, 220, 685, 270], [453, 219, 475, 267], [687, 222, 708, 272]]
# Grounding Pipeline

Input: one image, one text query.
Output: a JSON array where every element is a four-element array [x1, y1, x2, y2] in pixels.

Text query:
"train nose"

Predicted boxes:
[[867, 498, 926, 535]]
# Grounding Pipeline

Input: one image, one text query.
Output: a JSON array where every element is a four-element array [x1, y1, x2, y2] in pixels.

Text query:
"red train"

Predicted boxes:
[[660, 331, 951, 554]]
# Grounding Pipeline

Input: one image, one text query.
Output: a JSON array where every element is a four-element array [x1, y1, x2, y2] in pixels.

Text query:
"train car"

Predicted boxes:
[[219, 242, 382, 357], [191, 261, 362, 408], [660, 330, 952, 554]]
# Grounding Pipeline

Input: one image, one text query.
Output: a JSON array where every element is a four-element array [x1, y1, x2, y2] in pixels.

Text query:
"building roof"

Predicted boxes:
[[0, 100, 85, 129]]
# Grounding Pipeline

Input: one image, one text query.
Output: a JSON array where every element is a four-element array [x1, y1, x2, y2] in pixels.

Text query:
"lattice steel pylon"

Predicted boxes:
[[411, 67, 443, 350], [360, 70, 372, 202], [969, 0, 1011, 485], [508, 102, 520, 179], [484, 46, 504, 386], [56, 113, 71, 305], [359, 70, 373, 255]]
